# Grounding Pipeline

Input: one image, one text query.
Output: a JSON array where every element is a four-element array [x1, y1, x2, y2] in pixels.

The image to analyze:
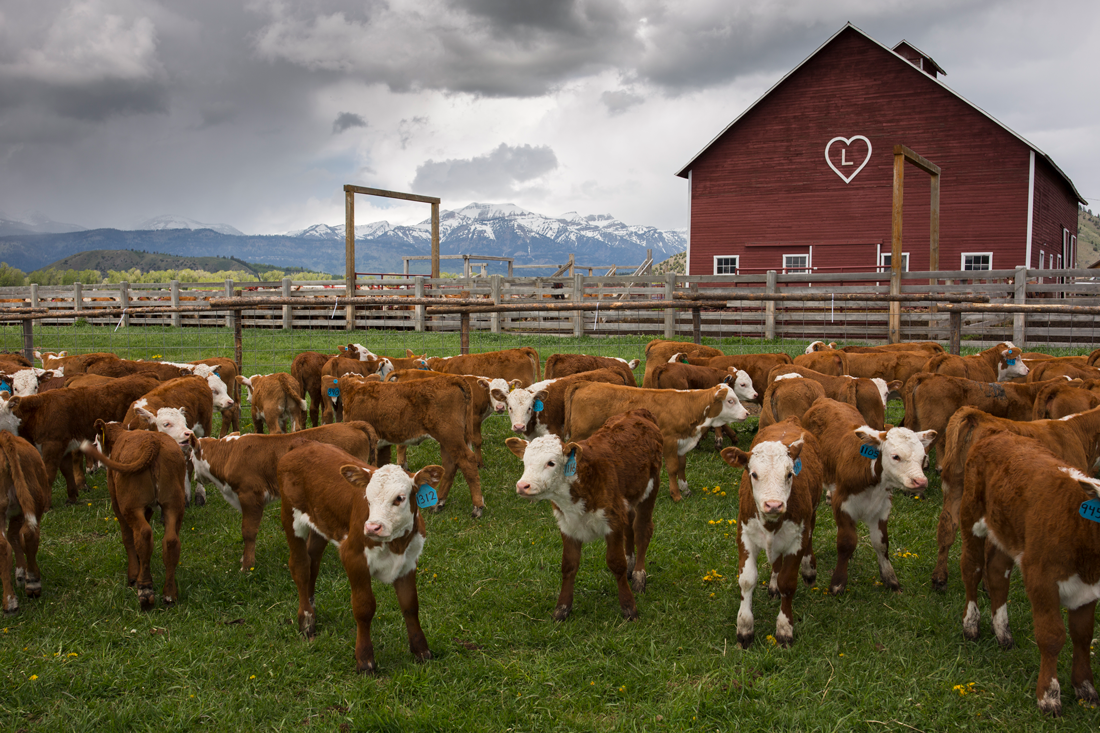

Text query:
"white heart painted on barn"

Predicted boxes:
[[825, 136, 872, 184]]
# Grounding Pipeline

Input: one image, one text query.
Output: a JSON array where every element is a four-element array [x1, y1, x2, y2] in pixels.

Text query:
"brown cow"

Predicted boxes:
[[237, 373, 307, 434], [277, 440, 443, 674], [505, 409, 663, 621], [643, 340, 724, 386], [191, 357, 240, 436], [494, 368, 631, 440], [792, 349, 848, 377], [0, 432, 49, 613], [385, 369, 493, 465], [680, 352, 793, 403], [1032, 379, 1100, 419], [758, 376, 827, 430], [291, 351, 337, 428], [543, 353, 639, 385], [959, 431, 1100, 715], [843, 351, 930, 390], [424, 347, 541, 387], [766, 365, 891, 431], [922, 342, 1028, 382], [319, 355, 393, 424], [806, 340, 944, 356], [1027, 360, 1100, 383]]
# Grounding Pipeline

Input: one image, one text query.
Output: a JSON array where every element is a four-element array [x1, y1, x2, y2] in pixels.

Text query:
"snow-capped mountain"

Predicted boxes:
[[0, 211, 85, 236], [136, 215, 244, 237]]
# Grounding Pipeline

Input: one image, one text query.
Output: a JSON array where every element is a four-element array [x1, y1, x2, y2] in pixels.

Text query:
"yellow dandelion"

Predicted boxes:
[[249, 675, 256, 680], [67, 653, 78, 657], [766, 635, 777, 646], [29, 675, 37, 681]]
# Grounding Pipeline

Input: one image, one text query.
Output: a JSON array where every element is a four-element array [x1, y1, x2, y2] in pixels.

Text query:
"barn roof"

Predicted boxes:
[[675, 23, 1087, 205]]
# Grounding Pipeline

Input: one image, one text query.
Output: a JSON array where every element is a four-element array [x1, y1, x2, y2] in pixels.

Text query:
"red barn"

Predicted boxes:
[[677, 24, 1086, 278]]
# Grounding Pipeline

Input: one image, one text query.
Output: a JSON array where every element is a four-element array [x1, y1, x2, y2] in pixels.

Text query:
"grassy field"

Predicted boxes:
[[1, 326, 1098, 731]]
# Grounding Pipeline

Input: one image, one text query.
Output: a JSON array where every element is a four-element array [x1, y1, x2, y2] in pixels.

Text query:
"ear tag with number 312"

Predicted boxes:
[[416, 484, 438, 509]]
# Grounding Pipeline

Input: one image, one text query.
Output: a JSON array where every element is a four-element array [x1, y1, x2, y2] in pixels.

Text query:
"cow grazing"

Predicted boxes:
[[277, 440, 443, 674], [930, 405, 1100, 589], [922, 342, 1028, 382], [793, 349, 848, 377], [959, 431, 1100, 715], [0, 432, 49, 613], [564, 382, 748, 501], [319, 355, 393, 424], [505, 409, 663, 621], [721, 417, 823, 647], [339, 375, 485, 517], [424, 347, 541, 387], [801, 397, 935, 594], [766, 365, 892, 430], [758, 376, 827, 430], [494, 368, 631, 440], [0, 374, 161, 502], [543, 353, 639, 385], [80, 422, 186, 609], [237, 373, 307, 434]]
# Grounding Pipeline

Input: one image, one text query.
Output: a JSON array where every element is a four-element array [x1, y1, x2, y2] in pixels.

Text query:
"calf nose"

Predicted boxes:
[[909, 476, 929, 491], [763, 500, 784, 515], [512, 423, 526, 432], [516, 481, 532, 495], [363, 521, 385, 536]]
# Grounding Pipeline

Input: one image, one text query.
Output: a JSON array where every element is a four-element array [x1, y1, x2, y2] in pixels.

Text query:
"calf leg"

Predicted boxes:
[[239, 500, 265, 571], [773, 551, 801, 647], [800, 510, 818, 586], [111, 488, 141, 587], [284, 527, 317, 637], [0, 528, 15, 614], [393, 569, 431, 662], [931, 469, 964, 590], [553, 534, 582, 621], [828, 499, 858, 595], [959, 487, 987, 641], [39, 442, 76, 504], [604, 528, 638, 620], [736, 537, 758, 648], [123, 508, 156, 610], [1028, 580, 1067, 716], [160, 506, 183, 605], [985, 545, 1015, 648], [340, 544, 378, 674], [1068, 601, 1099, 706], [869, 516, 900, 591], [629, 469, 659, 593], [663, 447, 685, 502], [306, 531, 327, 611], [12, 516, 42, 599]]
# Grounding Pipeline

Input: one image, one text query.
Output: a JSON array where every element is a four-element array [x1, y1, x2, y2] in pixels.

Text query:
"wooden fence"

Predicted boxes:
[[3, 267, 1099, 347]]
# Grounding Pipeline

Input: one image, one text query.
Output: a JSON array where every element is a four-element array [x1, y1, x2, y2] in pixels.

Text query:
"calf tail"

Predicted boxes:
[[79, 439, 160, 475], [527, 347, 542, 382], [0, 433, 39, 528], [901, 375, 924, 429]]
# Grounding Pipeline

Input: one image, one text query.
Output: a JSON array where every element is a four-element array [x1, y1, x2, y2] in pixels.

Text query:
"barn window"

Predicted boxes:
[[713, 256, 739, 275], [879, 252, 909, 272], [961, 253, 992, 271], [783, 254, 810, 273]]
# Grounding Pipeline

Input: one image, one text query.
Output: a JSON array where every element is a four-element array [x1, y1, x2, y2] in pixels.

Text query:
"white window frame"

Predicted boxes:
[[713, 255, 739, 276], [878, 252, 909, 272], [783, 253, 810, 274], [961, 252, 993, 271]]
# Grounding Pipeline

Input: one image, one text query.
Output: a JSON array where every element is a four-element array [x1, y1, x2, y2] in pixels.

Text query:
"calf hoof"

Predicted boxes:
[[413, 649, 433, 663], [356, 660, 379, 675], [680, 487, 692, 498], [828, 582, 846, 596], [621, 605, 639, 621], [1075, 681, 1099, 706], [1038, 684, 1062, 716], [470, 505, 484, 519], [432, 501, 448, 515], [767, 583, 780, 600], [776, 632, 793, 648], [631, 570, 647, 593], [193, 492, 206, 507], [736, 632, 754, 649], [883, 579, 901, 593], [24, 581, 42, 599], [801, 569, 817, 586], [930, 573, 948, 592], [138, 589, 156, 611], [162, 595, 176, 607], [551, 604, 572, 622]]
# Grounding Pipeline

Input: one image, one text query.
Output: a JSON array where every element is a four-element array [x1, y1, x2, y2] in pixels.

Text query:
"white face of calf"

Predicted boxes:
[[504, 380, 554, 432], [505, 435, 575, 500], [0, 393, 20, 435], [135, 405, 194, 445], [487, 378, 512, 413], [855, 426, 936, 492], [723, 439, 802, 516], [203, 372, 234, 410], [709, 384, 749, 426], [374, 358, 394, 379], [727, 369, 757, 402], [340, 463, 439, 541], [998, 347, 1029, 380]]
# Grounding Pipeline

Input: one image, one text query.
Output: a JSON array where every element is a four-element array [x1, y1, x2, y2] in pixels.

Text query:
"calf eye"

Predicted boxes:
[[547, 461, 556, 468], [892, 455, 901, 461], [393, 495, 405, 506], [750, 472, 758, 480]]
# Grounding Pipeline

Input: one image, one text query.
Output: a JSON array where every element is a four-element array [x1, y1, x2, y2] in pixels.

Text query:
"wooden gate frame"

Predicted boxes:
[[889, 145, 940, 342], [343, 185, 441, 330]]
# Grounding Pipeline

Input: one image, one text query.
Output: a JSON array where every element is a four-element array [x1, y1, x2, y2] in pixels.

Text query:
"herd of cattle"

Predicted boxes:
[[1, 337, 1100, 713]]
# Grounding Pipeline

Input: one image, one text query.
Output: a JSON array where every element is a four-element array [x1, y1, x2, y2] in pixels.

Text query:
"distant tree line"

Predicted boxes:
[[0, 263, 333, 286]]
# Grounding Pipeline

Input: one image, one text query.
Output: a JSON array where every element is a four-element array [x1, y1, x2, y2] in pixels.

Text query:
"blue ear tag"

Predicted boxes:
[[1079, 499, 1100, 523], [859, 444, 881, 460], [416, 484, 438, 509], [564, 450, 577, 477], [0, 381, 10, 394], [533, 399, 544, 413], [1006, 358, 1017, 366], [327, 380, 340, 398], [793, 458, 802, 476]]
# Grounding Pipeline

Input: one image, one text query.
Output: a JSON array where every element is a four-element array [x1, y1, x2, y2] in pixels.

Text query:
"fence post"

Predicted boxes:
[[234, 308, 244, 376], [30, 283, 38, 310], [765, 271, 777, 340], [460, 312, 470, 354], [73, 282, 82, 315], [21, 319, 33, 363], [119, 282, 130, 327], [225, 279, 234, 329], [414, 277, 426, 332], [1013, 266, 1027, 346], [690, 280, 701, 344], [573, 272, 584, 338], [663, 271, 676, 338], [171, 280, 181, 328], [490, 274, 502, 334], [949, 312, 962, 355], [282, 277, 292, 330]]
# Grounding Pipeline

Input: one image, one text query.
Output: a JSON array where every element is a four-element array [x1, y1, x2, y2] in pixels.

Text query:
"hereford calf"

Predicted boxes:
[[801, 397, 935, 595], [844, 351, 930, 389], [642, 340, 724, 386], [758, 376, 827, 430], [721, 418, 823, 647], [424, 347, 541, 387], [564, 382, 748, 501], [767, 365, 892, 430], [191, 357, 240, 435], [931, 405, 1100, 589], [506, 409, 663, 621], [680, 352, 793, 402], [86, 358, 190, 381], [237, 373, 307, 434], [385, 369, 493, 463], [494, 368, 631, 440], [806, 340, 944, 356], [123, 375, 214, 439], [959, 431, 1100, 715], [1032, 379, 1100, 419], [190, 422, 378, 569], [277, 440, 443, 674], [1028, 360, 1100, 383], [922, 342, 1028, 382], [793, 349, 848, 376], [291, 351, 337, 428], [648, 357, 757, 401], [80, 422, 186, 609], [319, 355, 393, 423], [0, 432, 49, 613], [544, 353, 639, 385]]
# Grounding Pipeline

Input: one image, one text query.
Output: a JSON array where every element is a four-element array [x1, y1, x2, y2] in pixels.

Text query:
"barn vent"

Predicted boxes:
[[892, 41, 946, 79]]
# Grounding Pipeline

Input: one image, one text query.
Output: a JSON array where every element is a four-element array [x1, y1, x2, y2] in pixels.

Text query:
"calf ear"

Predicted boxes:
[[412, 465, 444, 489], [916, 429, 937, 449], [476, 377, 491, 390], [6, 396, 19, 410], [508, 379, 522, 391], [178, 405, 188, 419], [787, 437, 804, 462], [854, 426, 886, 446], [405, 349, 416, 358], [235, 375, 250, 386], [534, 389, 549, 403], [134, 406, 156, 426], [339, 464, 374, 488], [721, 374, 733, 385], [720, 446, 750, 469], [504, 437, 528, 459], [490, 388, 509, 404], [887, 379, 903, 393], [627, 359, 640, 370]]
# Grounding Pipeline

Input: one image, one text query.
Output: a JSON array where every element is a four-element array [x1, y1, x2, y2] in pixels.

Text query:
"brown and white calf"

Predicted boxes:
[[1032, 379, 1100, 419], [0, 367, 63, 397], [291, 351, 337, 428], [793, 349, 849, 377], [922, 342, 1029, 382], [0, 432, 49, 613], [237, 372, 307, 434], [843, 351, 931, 390], [766, 365, 892, 430], [123, 375, 214, 440], [339, 375, 485, 517], [801, 397, 935, 595], [758, 376, 827, 430], [721, 417, 823, 648], [564, 382, 748, 501], [80, 422, 186, 610], [505, 409, 663, 621], [679, 352, 793, 403], [423, 347, 541, 387], [493, 368, 631, 440], [960, 431, 1100, 715], [190, 357, 239, 435], [931, 405, 1100, 589], [319, 355, 394, 424], [385, 369, 493, 464], [1027, 360, 1100, 383], [647, 357, 758, 402], [642, 340, 724, 386], [85, 357, 190, 381], [543, 353, 639, 385], [0, 374, 161, 502], [277, 440, 443, 674], [189, 422, 378, 569], [806, 340, 944, 356]]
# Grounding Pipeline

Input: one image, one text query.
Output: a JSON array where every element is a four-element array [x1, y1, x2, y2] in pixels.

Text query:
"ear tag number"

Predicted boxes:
[[859, 444, 881, 460], [327, 386, 340, 398], [1079, 499, 1100, 523], [793, 458, 802, 476], [564, 450, 577, 477], [533, 399, 544, 413], [1006, 358, 1017, 366], [416, 484, 438, 509]]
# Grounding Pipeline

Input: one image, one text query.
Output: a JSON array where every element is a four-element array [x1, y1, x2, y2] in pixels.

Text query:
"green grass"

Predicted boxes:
[[0, 327, 1098, 731]]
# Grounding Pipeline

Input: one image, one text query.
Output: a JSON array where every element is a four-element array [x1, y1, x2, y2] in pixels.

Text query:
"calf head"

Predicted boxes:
[[487, 378, 516, 414], [721, 438, 804, 516], [724, 368, 758, 402], [132, 405, 194, 446], [855, 425, 936, 492], [804, 341, 836, 354], [997, 346, 1029, 380], [0, 393, 22, 435], [35, 350, 67, 369], [505, 435, 578, 500], [705, 384, 749, 426], [616, 358, 641, 370], [340, 463, 443, 540], [188, 364, 234, 410], [341, 343, 375, 360], [503, 382, 551, 433], [235, 374, 258, 401]]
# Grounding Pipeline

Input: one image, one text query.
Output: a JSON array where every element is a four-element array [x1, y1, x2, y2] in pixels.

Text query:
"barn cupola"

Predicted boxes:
[[892, 41, 946, 79]]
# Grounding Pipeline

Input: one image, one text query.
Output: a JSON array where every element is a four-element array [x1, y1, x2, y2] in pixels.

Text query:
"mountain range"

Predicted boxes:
[[0, 203, 686, 276]]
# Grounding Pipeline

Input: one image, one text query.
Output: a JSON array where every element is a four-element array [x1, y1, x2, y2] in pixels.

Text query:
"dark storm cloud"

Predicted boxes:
[[332, 112, 367, 134], [411, 143, 559, 198]]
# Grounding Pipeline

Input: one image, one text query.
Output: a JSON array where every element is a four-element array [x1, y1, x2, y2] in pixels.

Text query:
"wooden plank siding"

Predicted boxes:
[[680, 25, 1078, 280]]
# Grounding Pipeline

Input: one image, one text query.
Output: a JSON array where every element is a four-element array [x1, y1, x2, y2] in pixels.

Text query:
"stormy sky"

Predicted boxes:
[[0, 0, 1096, 234]]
